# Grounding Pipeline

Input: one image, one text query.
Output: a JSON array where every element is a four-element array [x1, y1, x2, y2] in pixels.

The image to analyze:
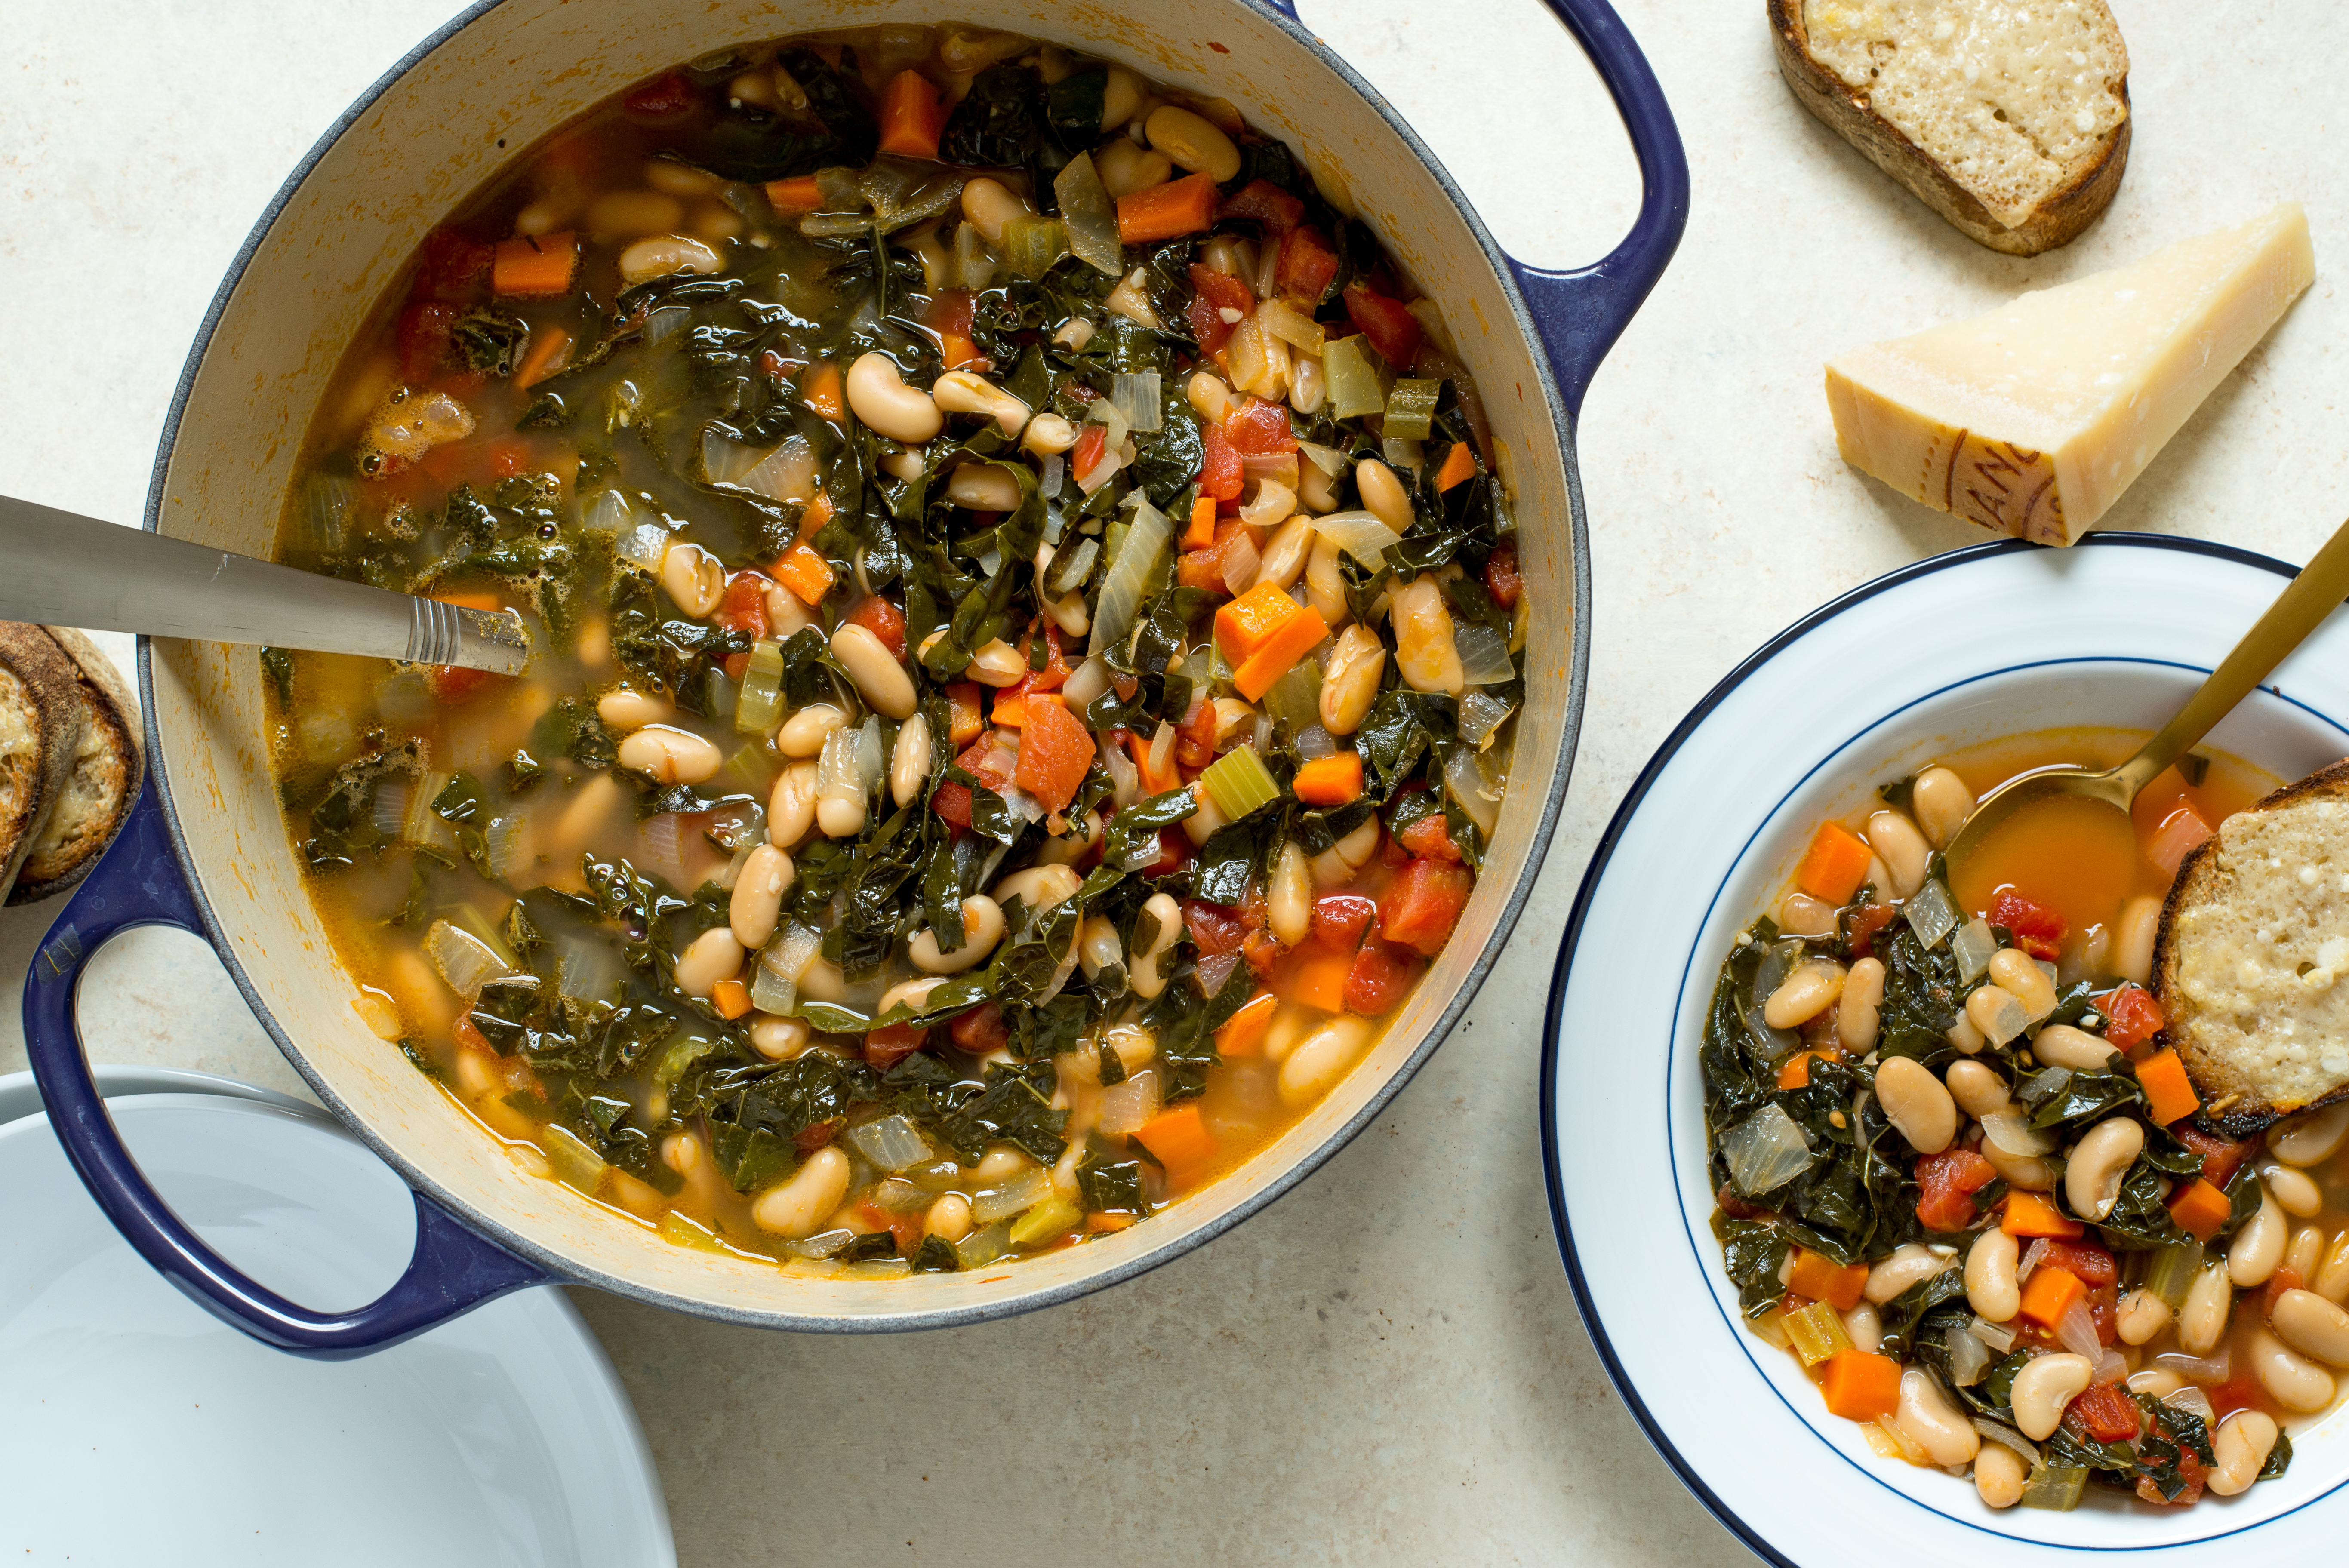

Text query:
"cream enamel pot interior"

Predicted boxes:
[[25, 0, 1686, 1351]]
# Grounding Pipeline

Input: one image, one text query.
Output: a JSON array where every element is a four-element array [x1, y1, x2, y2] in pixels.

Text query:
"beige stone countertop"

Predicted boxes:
[[3, 2, 2343, 1562]]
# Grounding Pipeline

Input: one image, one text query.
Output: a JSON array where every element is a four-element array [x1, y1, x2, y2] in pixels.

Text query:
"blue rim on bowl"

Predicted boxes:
[[1542, 533, 2349, 1565]]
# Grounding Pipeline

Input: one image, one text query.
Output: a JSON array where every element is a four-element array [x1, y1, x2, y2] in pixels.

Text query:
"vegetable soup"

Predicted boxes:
[[1706, 730, 2349, 1510], [268, 24, 1525, 1278]]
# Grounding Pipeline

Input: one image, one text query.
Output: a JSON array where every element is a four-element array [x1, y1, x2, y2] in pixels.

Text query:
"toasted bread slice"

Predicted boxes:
[[0, 623, 89, 902], [9, 627, 145, 906], [1768, 0, 2131, 256], [2155, 759, 2349, 1133]]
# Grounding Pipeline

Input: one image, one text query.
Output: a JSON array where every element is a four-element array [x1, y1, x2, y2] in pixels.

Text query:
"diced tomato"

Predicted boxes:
[[1241, 929, 1282, 976], [396, 300, 459, 384], [1311, 893, 1379, 950], [1342, 943, 1419, 1017], [856, 1198, 925, 1258], [1186, 900, 1250, 957], [794, 1119, 840, 1155], [425, 664, 500, 704], [2262, 1267, 2306, 1321], [1013, 623, 1069, 692], [1145, 827, 1192, 877], [1394, 814, 1461, 863], [1914, 1146, 1998, 1232], [2172, 1122, 2254, 1187], [2067, 1382, 2143, 1444], [846, 594, 908, 661], [623, 72, 698, 117], [930, 781, 973, 833], [2138, 1448, 2208, 1507], [1484, 541, 1521, 612], [714, 570, 773, 638], [2038, 1238, 2118, 1287], [1187, 264, 1256, 356], [949, 1003, 1010, 1056], [1845, 904, 1899, 960], [865, 1023, 929, 1071], [1216, 178, 1305, 234], [1378, 859, 1473, 957], [1222, 396, 1297, 455], [1070, 422, 1108, 480], [1198, 422, 1244, 502], [414, 228, 494, 301], [2098, 984, 2165, 1052], [1273, 224, 1339, 306], [1989, 889, 2067, 961], [2087, 1281, 2119, 1344], [955, 735, 1017, 794], [1343, 281, 1423, 367], [1175, 698, 1219, 771]]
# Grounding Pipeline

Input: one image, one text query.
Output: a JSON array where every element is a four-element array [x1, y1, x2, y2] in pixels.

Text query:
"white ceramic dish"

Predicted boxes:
[[1545, 535, 2349, 1566], [0, 1085, 674, 1565]]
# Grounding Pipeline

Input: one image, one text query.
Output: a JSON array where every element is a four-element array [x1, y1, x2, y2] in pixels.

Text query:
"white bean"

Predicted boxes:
[[1022, 411, 1078, 455], [728, 844, 794, 949], [1099, 67, 1144, 131], [1143, 105, 1242, 181], [1278, 1016, 1372, 1107], [926, 1192, 973, 1243], [2317, 1231, 2349, 1304], [831, 623, 917, 719], [659, 542, 725, 618], [931, 369, 1029, 437], [751, 1146, 850, 1239], [1973, 1441, 2027, 1509], [1256, 514, 1316, 593], [958, 176, 1031, 246], [1875, 1057, 1957, 1156], [1979, 1136, 2056, 1192], [749, 1016, 810, 1061], [2065, 1117, 2145, 1223], [965, 639, 1027, 687], [993, 863, 1082, 912], [1836, 957, 1885, 1052], [2288, 1223, 2324, 1282], [1777, 892, 1838, 939], [618, 233, 720, 286], [618, 725, 721, 784], [1319, 624, 1386, 735], [845, 351, 942, 443], [1764, 962, 1846, 1029], [1944, 1060, 2010, 1120], [2271, 1102, 2349, 1166], [1842, 1302, 1883, 1353], [1392, 577, 1462, 696], [1863, 810, 1930, 898], [1312, 817, 1382, 887], [2032, 1023, 2117, 1071], [2207, 1411, 2280, 1497], [2248, 1328, 2337, 1411], [779, 703, 849, 757], [1865, 1243, 1952, 1305], [1269, 842, 1313, 947], [2180, 1262, 2234, 1355], [910, 896, 1007, 975], [2113, 895, 2162, 985], [1076, 914, 1124, 980], [2228, 1184, 2287, 1287], [767, 760, 818, 848], [586, 188, 683, 237], [1965, 1228, 2021, 1322], [1130, 892, 1183, 1000], [2270, 1288, 2349, 1367], [2010, 1353, 2093, 1441], [596, 689, 671, 730], [877, 977, 943, 1018], [1355, 458, 1413, 532], [2260, 1160, 2323, 1218], [1910, 766, 1973, 849], [1895, 1368, 1980, 1467], [2115, 1288, 2173, 1347], [946, 462, 1022, 512], [890, 712, 932, 808], [1094, 137, 1172, 198], [673, 926, 743, 999], [1988, 948, 2057, 1020]]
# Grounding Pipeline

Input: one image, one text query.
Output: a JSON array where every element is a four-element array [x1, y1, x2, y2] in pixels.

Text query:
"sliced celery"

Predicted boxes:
[[1261, 661, 1322, 734], [1323, 334, 1389, 420], [735, 638, 787, 734], [1782, 1300, 1853, 1368], [1202, 746, 1280, 820], [1008, 1194, 1082, 1248], [542, 1123, 608, 1194], [2143, 1237, 2205, 1309], [2018, 1464, 2088, 1511], [1382, 378, 1442, 440], [659, 1211, 731, 1254], [1001, 215, 1069, 280]]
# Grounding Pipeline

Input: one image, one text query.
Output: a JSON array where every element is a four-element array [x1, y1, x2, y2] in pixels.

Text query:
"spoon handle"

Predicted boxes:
[[2117, 513, 2349, 798], [0, 493, 529, 675]]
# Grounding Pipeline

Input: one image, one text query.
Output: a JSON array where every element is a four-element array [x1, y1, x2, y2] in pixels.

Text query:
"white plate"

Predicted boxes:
[[0, 1086, 674, 1566], [1545, 535, 2349, 1566]]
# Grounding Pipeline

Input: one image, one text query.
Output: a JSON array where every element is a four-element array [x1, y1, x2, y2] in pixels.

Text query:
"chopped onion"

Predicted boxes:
[[1312, 509, 1401, 566], [2019, 1236, 2050, 1285], [557, 937, 625, 1004], [2156, 1349, 2232, 1385], [1458, 690, 1513, 749], [1218, 533, 1261, 596], [1981, 1111, 2055, 1159], [765, 922, 821, 983], [643, 812, 696, 887], [1971, 1418, 2041, 1467], [1063, 655, 1113, 710], [300, 473, 357, 553], [372, 776, 413, 840], [582, 489, 634, 534], [1196, 951, 1239, 999], [1102, 736, 1141, 809], [1257, 296, 1325, 354], [785, 1228, 857, 1260], [425, 919, 510, 999], [483, 812, 527, 880], [1296, 439, 1348, 477], [1382, 434, 1423, 473], [1103, 266, 1161, 329], [1239, 450, 1299, 486], [952, 220, 997, 291], [1444, 744, 1500, 837], [1945, 1321, 1993, 1387], [1720, 1103, 1813, 1196], [1952, 918, 1998, 985], [1903, 879, 1959, 949], [2092, 1349, 2129, 1386], [403, 770, 453, 849], [1295, 724, 1337, 762], [1096, 1068, 1163, 1137], [377, 670, 437, 727], [1454, 623, 1515, 686], [1260, 663, 1321, 735], [1039, 451, 1064, 499], [615, 521, 671, 572], [2162, 1385, 2217, 1424], [1053, 151, 1122, 277], [847, 1115, 933, 1172], [741, 435, 817, 503], [972, 1168, 1051, 1223], [1087, 495, 1171, 657], [748, 961, 795, 1016], [953, 1221, 1012, 1269], [1968, 1316, 2017, 1353], [2055, 1300, 2102, 1362], [1745, 939, 1803, 1056], [1110, 372, 1162, 433], [1146, 719, 1176, 784], [853, 716, 886, 794]]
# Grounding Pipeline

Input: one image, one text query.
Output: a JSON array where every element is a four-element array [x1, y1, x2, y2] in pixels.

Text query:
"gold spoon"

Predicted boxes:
[[1945, 518, 2349, 873]]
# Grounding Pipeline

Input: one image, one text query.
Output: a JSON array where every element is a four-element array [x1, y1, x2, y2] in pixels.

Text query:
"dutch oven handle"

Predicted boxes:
[[22, 779, 548, 1359], [1262, 0, 1688, 415]]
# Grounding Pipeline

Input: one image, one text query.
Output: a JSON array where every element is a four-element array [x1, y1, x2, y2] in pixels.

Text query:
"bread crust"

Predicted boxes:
[[9, 627, 146, 905], [1767, 0, 2130, 257], [2155, 758, 2349, 1136], [0, 622, 89, 901]]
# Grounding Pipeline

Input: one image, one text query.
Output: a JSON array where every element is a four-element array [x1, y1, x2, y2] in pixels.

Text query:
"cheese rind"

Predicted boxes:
[[1826, 203, 2314, 544]]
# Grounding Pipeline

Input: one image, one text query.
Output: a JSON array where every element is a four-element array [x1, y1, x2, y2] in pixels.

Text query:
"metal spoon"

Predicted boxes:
[[1945, 517, 2349, 870], [0, 492, 529, 675]]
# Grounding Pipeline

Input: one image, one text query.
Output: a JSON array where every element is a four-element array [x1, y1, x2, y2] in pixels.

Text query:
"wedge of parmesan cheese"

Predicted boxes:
[[1825, 203, 2314, 544]]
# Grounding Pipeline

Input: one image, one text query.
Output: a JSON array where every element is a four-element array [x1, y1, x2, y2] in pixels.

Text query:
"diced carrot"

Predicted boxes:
[[1233, 607, 1330, 702], [924, 287, 980, 371], [765, 174, 825, 215], [2002, 1190, 2084, 1239], [991, 689, 1030, 727], [1014, 696, 1095, 814], [514, 325, 573, 390], [1279, 950, 1352, 1012], [425, 664, 500, 704], [2147, 804, 2213, 876], [1777, 1052, 1814, 1091], [798, 490, 835, 541], [773, 544, 834, 606], [1796, 821, 1874, 904], [1184, 494, 1218, 551], [2136, 1048, 2201, 1126], [431, 590, 503, 613], [1434, 441, 1478, 493], [945, 683, 984, 746], [876, 70, 948, 159], [1216, 992, 1277, 1057], [1787, 1248, 1872, 1313], [711, 978, 752, 1020], [2261, 1266, 2306, 1322], [2168, 1178, 2232, 1243], [1379, 859, 1474, 957], [1125, 728, 1183, 797], [1292, 753, 1363, 806], [1085, 1211, 1138, 1233], [1132, 1103, 1219, 1182], [2019, 1264, 2086, 1327], [802, 362, 844, 422], [1117, 172, 1220, 245], [1820, 1350, 1903, 1422], [492, 232, 577, 298]]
